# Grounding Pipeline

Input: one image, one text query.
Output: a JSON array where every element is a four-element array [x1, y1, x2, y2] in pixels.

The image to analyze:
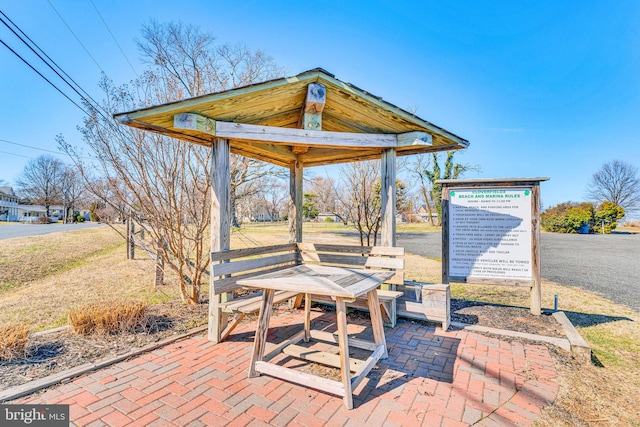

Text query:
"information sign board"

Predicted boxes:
[[448, 188, 532, 281]]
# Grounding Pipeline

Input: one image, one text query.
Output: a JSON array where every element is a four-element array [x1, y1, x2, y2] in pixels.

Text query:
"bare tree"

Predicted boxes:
[[262, 178, 287, 222], [139, 20, 285, 227], [586, 160, 640, 217], [60, 166, 86, 223], [408, 154, 436, 225], [337, 161, 382, 246], [61, 21, 284, 304], [15, 154, 64, 217], [308, 177, 337, 214]]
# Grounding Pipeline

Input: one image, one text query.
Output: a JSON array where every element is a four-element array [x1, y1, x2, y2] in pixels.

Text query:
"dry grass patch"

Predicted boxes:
[[69, 300, 147, 335], [0, 226, 124, 294], [0, 230, 182, 330], [0, 323, 30, 361]]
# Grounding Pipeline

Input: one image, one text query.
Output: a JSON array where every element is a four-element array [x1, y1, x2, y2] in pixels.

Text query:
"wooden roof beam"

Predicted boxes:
[[397, 131, 432, 147], [174, 113, 433, 149]]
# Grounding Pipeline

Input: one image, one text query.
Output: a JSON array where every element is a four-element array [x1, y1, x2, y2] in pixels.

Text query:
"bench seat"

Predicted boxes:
[[220, 290, 300, 314], [398, 282, 450, 330]]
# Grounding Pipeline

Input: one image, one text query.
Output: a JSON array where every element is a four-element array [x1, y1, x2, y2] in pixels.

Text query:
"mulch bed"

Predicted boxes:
[[0, 298, 567, 393], [0, 302, 208, 392], [450, 299, 567, 339]]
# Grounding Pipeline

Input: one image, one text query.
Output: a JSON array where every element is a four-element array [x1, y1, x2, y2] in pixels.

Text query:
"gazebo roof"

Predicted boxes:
[[114, 68, 468, 167]]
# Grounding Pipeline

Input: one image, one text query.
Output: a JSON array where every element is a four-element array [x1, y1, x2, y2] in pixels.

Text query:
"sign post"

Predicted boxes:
[[439, 178, 548, 315]]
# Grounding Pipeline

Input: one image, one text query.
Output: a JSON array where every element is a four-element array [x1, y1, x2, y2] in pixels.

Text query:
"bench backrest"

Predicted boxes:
[[297, 243, 405, 286], [211, 243, 299, 295]]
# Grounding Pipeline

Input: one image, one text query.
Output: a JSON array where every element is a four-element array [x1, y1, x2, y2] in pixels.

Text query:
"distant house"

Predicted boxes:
[[317, 212, 341, 223], [0, 186, 19, 221], [416, 205, 438, 223], [16, 204, 48, 221]]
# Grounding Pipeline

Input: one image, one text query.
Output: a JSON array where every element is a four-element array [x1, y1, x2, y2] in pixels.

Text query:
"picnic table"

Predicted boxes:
[[237, 264, 394, 409]]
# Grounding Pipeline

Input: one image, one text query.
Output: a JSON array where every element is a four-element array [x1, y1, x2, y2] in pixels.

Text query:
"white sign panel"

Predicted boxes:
[[448, 188, 532, 281]]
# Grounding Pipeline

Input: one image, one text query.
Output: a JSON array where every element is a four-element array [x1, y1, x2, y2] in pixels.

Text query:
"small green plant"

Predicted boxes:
[[0, 323, 30, 361], [594, 201, 625, 233], [68, 300, 147, 335], [76, 215, 85, 223]]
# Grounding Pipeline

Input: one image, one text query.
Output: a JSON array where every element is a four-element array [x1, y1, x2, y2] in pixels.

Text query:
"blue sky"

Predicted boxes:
[[1, 1, 639, 212]]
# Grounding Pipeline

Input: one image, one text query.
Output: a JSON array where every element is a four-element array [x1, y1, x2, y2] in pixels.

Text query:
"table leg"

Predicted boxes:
[[304, 293, 311, 342], [249, 289, 275, 378], [366, 289, 388, 359], [335, 297, 353, 409]]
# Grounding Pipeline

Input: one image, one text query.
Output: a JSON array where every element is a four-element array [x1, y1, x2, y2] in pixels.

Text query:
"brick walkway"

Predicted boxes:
[[19, 308, 559, 426]]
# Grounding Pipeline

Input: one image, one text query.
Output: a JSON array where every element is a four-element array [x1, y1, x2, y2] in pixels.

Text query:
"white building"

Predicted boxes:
[[0, 186, 19, 221]]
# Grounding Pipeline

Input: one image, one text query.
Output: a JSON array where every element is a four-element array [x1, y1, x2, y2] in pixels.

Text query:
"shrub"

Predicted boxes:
[[76, 215, 85, 223], [68, 300, 147, 335], [566, 204, 595, 232], [594, 201, 625, 233], [0, 323, 30, 361], [542, 202, 594, 233]]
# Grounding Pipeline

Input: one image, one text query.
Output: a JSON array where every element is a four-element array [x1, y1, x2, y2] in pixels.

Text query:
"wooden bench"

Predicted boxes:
[[298, 243, 405, 328], [210, 243, 300, 343], [210, 243, 406, 342], [400, 281, 451, 330]]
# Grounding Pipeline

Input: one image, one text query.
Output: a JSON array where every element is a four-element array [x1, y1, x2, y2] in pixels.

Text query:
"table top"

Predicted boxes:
[[236, 264, 395, 298]]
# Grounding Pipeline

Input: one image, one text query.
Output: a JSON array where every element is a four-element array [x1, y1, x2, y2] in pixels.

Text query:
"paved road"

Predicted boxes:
[[335, 230, 640, 312], [0, 222, 103, 240]]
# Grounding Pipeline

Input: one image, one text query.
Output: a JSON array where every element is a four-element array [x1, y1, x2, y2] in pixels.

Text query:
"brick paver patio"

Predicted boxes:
[[18, 307, 559, 426]]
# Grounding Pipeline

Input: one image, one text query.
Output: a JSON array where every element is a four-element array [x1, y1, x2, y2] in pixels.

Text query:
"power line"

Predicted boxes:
[[89, 0, 138, 78], [0, 150, 33, 159], [0, 10, 125, 135], [46, 0, 105, 74], [0, 138, 66, 156], [0, 37, 89, 115], [0, 10, 100, 116], [0, 10, 100, 108], [0, 138, 97, 161], [0, 10, 139, 166]]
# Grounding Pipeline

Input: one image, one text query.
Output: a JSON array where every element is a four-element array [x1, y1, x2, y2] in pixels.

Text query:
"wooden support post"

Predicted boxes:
[[126, 216, 130, 259], [531, 183, 542, 315], [380, 148, 396, 290], [304, 293, 311, 342], [154, 239, 164, 288], [380, 149, 396, 248], [335, 297, 353, 410], [209, 138, 231, 343], [127, 217, 135, 260], [366, 289, 388, 358], [289, 160, 303, 244], [249, 289, 275, 377], [441, 188, 450, 285]]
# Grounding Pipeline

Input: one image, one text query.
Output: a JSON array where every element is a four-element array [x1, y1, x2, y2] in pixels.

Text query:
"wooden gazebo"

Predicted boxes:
[[114, 68, 469, 342]]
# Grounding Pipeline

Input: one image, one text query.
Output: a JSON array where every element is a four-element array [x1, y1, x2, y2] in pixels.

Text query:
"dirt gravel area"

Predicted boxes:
[[451, 299, 567, 338]]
